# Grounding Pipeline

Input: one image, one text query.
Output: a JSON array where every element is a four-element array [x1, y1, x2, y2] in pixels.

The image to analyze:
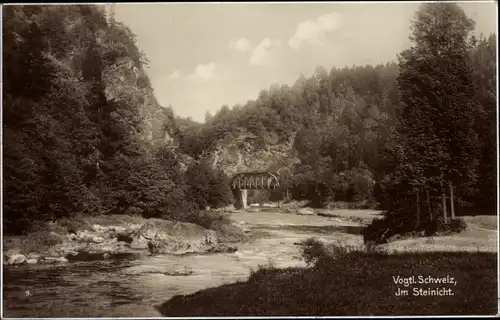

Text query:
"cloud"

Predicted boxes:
[[229, 38, 252, 53], [249, 38, 281, 66], [169, 70, 181, 79], [188, 62, 216, 80], [288, 12, 342, 49]]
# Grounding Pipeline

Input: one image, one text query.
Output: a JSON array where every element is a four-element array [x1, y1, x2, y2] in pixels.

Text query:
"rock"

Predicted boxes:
[[108, 226, 127, 233], [207, 244, 238, 253], [77, 230, 88, 240], [8, 254, 27, 265], [67, 233, 78, 241], [116, 232, 134, 244], [5, 248, 22, 256], [27, 253, 41, 260], [44, 256, 69, 264], [91, 224, 108, 233], [92, 236, 105, 243], [297, 208, 315, 215], [129, 224, 143, 230], [123, 265, 193, 276], [26, 258, 38, 264]]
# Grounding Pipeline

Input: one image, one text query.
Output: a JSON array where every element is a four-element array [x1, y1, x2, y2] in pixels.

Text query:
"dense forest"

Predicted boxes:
[[174, 4, 496, 214], [3, 5, 233, 234], [2, 4, 497, 236]]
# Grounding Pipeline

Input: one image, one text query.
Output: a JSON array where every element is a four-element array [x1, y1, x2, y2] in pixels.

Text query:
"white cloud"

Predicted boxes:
[[289, 12, 342, 49], [188, 62, 216, 80], [169, 70, 181, 79], [229, 38, 252, 53], [249, 38, 281, 66]]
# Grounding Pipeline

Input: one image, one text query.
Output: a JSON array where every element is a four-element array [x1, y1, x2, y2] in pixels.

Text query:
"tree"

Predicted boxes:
[[469, 34, 497, 213], [393, 3, 480, 218]]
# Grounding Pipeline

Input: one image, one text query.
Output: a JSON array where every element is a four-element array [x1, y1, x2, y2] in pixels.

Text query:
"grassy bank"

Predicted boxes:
[[157, 249, 497, 316]]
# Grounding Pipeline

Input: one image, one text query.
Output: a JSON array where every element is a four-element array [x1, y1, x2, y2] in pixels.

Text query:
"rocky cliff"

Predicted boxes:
[[208, 129, 300, 177]]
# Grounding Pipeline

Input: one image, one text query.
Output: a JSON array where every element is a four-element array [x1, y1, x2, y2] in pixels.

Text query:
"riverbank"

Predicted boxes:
[[3, 210, 247, 266], [3, 207, 497, 317], [154, 209, 497, 316], [156, 248, 498, 316]]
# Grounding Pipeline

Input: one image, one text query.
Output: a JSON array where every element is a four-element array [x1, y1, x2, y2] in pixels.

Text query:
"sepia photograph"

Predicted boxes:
[[1, 1, 498, 317]]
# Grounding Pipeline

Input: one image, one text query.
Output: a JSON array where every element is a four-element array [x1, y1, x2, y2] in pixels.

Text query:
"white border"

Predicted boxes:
[[0, 1, 498, 318]]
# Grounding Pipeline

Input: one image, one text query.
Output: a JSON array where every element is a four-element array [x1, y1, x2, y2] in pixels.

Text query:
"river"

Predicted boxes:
[[2, 210, 365, 317]]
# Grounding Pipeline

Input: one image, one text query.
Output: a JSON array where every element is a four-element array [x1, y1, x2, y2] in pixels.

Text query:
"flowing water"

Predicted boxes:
[[2, 210, 365, 317]]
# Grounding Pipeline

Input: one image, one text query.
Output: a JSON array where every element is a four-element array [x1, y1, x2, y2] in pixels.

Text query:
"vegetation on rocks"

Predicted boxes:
[[3, 5, 234, 239]]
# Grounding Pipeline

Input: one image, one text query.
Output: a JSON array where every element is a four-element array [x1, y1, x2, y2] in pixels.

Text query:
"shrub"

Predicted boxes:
[[448, 218, 468, 233], [424, 217, 468, 235], [249, 258, 277, 282], [299, 237, 330, 266], [362, 218, 393, 244], [19, 223, 65, 254], [188, 210, 231, 229], [184, 161, 234, 210]]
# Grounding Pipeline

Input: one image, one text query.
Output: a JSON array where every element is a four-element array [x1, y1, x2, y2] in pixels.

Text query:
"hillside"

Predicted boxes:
[[3, 4, 496, 234], [175, 35, 496, 210], [2, 5, 232, 234]]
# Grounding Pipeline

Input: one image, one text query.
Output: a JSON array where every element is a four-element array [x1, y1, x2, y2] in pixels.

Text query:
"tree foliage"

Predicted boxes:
[[2, 5, 233, 234], [3, 4, 495, 236]]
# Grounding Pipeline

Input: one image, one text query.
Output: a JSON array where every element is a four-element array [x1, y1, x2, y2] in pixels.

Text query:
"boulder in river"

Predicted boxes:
[[91, 224, 109, 233], [8, 254, 27, 265], [92, 236, 105, 243], [297, 208, 315, 215], [44, 256, 69, 264], [134, 218, 221, 254]]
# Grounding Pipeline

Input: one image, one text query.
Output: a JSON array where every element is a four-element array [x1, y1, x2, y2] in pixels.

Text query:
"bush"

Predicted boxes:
[[424, 217, 468, 235], [185, 161, 234, 210], [187, 210, 231, 229], [19, 223, 65, 254], [299, 237, 329, 266], [248, 258, 277, 282], [362, 218, 393, 244], [448, 218, 468, 233]]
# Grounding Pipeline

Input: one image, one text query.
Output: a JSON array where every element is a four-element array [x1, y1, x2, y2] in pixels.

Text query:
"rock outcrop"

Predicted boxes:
[[207, 129, 299, 177], [4, 217, 240, 266], [132, 218, 237, 255]]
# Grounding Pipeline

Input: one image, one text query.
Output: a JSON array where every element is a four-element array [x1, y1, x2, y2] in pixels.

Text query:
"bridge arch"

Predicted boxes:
[[231, 171, 280, 190], [231, 171, 281, 209]]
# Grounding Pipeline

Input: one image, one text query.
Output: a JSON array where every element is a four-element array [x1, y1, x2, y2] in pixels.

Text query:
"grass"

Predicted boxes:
[[157, 248, 497, 316]]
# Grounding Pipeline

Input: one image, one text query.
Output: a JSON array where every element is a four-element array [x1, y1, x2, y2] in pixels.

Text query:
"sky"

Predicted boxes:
[[112, 1, 498, 123]]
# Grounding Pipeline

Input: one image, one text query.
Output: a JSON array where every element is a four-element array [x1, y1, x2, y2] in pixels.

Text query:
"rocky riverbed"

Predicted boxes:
[[3, 216, 244, 266]]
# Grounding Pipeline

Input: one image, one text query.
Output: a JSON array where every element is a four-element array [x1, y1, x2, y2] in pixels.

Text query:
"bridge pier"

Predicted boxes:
[[234, 188, 248, 210]]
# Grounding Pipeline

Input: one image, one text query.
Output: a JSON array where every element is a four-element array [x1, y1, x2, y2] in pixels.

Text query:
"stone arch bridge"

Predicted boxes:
[[230, 171, 280, 209]]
